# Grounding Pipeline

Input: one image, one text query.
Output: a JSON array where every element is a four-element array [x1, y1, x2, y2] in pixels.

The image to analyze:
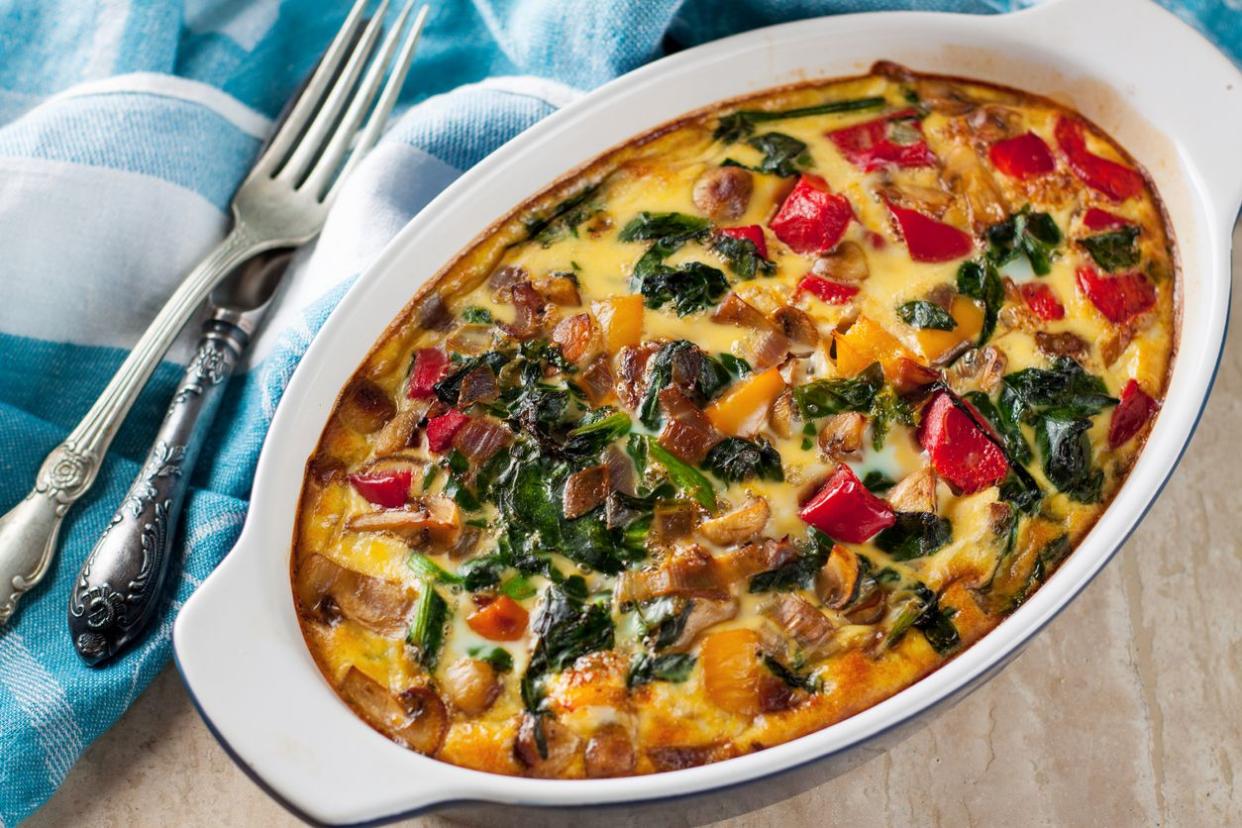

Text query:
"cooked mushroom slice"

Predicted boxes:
[[615, 343, 658, 409], [551, 312, 604, 364], [745, 329, 792, 372], [913, 76, 979, 116], [339, 667, 448, 755], [966, 104, 1024, 143], [602, 444, 635, 496], [887, 467, 938, 514], [534, 272, 582, 306], [515, 713, 582, 777], [338, 378, 396, 434], [711, 292, 771, 329], [414, 292, 454, 331], [812, 240, 869, 283], [372, 406, 424, 457], [815, 544, 862, 610], [646, 743, 725, 772], [949, 345, 1007, 394], [585, 724, 636, 778], [649, 499, 699, 545], [505, 282, 549, 339], [692, 166, 753, 220], [658, 387, 723, 465], [442, 657, 501, 715], [768, 388, 799, 440], [844, 588, 888, 625], [664, 597, 739, 652], [563, 464, 610, 519], [579, 355, 615, 407], [1035, 330, 1089, 358], [295, 554, 416, 636], [488, 264, 527, 295], [347, 496, 462, 548], [697, 496, 770, 547], [456, 364, 500, 406], [773, 306, 819, 355], [763, 593, 836, 657], [818, 412, 867, 462], [1100, 325, 1136, 367], [716, 537, 798, 581], [940, 143, 1008, 231]]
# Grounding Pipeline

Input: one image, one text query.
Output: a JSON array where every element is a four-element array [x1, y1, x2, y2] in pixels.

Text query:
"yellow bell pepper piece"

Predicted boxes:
[[705, 367, 785, 435], [913, 296, 984, 363], [833, 316, 917, 378], [592, 295, 644, 353]]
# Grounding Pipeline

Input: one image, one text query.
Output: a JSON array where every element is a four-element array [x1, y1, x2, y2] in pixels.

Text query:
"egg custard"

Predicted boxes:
[[292, 63, 1174, 778]]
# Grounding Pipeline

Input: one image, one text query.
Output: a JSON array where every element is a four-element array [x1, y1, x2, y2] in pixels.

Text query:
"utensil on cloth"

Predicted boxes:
[[67, 254, 291, 664], [0, 0, 428, 626]]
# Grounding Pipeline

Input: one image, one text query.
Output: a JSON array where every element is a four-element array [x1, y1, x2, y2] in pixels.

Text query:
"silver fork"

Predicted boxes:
[[0, 0, 428, 626]]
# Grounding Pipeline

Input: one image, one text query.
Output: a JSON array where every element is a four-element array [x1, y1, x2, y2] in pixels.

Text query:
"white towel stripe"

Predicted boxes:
[[0, 632, 85, 786], [184, 509, 247, 553]]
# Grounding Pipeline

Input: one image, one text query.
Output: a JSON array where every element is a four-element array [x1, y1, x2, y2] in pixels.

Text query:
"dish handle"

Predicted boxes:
[[1017, 0, 1242, 225]]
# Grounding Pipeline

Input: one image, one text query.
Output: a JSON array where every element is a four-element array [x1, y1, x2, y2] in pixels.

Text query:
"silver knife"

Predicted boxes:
[[68, 252, 290, 664]]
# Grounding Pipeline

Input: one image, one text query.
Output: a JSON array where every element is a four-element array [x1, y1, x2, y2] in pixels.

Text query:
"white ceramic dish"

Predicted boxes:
[[174, 0, 1242, 823]]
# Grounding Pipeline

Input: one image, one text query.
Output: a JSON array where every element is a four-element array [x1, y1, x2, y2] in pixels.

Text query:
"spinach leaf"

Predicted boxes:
[[710, 232, 775, 281], [966, 389, 1031, 465], [793, 362, 883, 420], [897, 300, 956, 331], [985, 206, 1062, 276], [1002, 356, 1117, 420], [749, 530, 831, 593], [408, 553, 464, 585], [1035, 410, 1104, 503], [714, 96, 886, 143], [762, 654, 819, 692], [869, 386, 914, 451], [636, 597, 692, 648], [458, 554, 506, 591], [627, 652, 696, 688], [407, 583, 449, 670], [434, 350, 511, 406], [461, 306, 492, 324], [1079, 226, 1140, 272], [639, 260, 730, 316], [467, 645, 514, 673], [718, 354, 752, 380], [618, 212, 710, 243], [874, 512, 952, 561], [524, 182, 603, 246], [886, 583, 959, 655], [647, 439, 717, 510], [703, 437, 784, 484], [724, 131, 810, 177], [638, 341, 734, 429], [956, 260, 1004, 345], [529, 579, 614, 673], [862, 470, 897, 493]]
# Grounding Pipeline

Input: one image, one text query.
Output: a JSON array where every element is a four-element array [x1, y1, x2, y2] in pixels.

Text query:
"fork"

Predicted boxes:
[[0, 0, 428, 626]]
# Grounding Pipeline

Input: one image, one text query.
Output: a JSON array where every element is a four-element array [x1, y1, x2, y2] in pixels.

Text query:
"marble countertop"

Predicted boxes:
[[27, 239, 1242, 827]]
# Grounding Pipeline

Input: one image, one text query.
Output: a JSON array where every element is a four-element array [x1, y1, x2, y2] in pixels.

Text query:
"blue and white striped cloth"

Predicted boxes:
[[0, 0, 1236, 822]]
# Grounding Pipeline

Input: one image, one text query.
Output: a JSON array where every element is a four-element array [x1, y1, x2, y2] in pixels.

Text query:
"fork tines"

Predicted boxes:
[[255, 0, 428, 203]]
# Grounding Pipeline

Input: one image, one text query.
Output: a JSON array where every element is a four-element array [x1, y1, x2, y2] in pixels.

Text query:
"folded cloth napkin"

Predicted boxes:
[[0, 0, 1236, 822]]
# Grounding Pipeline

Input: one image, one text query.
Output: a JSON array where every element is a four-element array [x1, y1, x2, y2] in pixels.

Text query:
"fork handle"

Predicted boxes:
[[0, 225, 264, 626], [69, 315, 247, 663]]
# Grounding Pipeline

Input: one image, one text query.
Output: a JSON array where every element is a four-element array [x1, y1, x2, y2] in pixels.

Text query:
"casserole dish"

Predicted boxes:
[[174, 0, 1242, 823]]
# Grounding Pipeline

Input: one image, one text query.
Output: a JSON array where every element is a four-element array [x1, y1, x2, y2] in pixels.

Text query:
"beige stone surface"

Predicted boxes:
[[27, 237, 1242, 827]]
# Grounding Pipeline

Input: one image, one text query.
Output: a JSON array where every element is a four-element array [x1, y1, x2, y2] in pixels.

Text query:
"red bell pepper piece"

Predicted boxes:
[[887, 203, 974, 263], [797, 275, 860, 304], [919, 391, 1008, 494], [826, 109, 937, 172], [1054, 117, 1145, 202], [1108, 379, 1157, 449], [1082, 207, 1132, 231], [1018, 282, 1066, 321], [1075, 266, 1156, 324], [348, 468, 413, 508], [718, 225, 768, 259], [426, 409, 469, 452], [768, 174, 853, 255], [988, 131, 1055, 179], [798, 463, 895, 543], [408, 348, 449, 399]]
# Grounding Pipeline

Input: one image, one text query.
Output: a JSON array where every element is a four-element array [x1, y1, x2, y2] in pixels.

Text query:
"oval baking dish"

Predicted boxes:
[[174, 0, 1241, 823]]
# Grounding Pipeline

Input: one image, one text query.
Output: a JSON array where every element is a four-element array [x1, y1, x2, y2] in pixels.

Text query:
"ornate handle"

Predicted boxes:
[[0, 226, 261, 627], [68, 317, 249, 663]]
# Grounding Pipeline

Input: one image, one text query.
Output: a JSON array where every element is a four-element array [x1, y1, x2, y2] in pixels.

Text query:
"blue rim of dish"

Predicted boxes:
[[172, 272, 1233, 827]]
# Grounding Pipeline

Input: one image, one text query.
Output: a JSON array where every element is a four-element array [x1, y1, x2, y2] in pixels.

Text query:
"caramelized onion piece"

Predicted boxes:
[[1035, 330, 1089, 358], [456, 365, 500, 406], [887, 467, 938, 514], [616, 343, 658, 409], [585, 724, 636, 778], [295, 554, 416, 636], [602, 444, 636, 497], [515, 713, 582, 777], [692, 166, 753, 220], [763, 593, 836, 657], [338, 378, 396, 434], [658, 387, 723, 465], [697, 496, 769, 547], [816, 544, 862, 610], [505, 282, 549, 339], [488, 264, 527, 294], [445, 324, 495, 356], [339, 668, 448, 755], [552, 312, 604, 364], [563, 464, 610, 519], [580, 355, 616, 406], [745, 329, 792, 372], [452, 417, 512, 464], [443, 658, 501, 715], [347, 496, 462, 549], [649, 500, 699, 545], [534, 272, 582, 306], [712, 292, 771, 329], [415, 293, 454, 331]]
